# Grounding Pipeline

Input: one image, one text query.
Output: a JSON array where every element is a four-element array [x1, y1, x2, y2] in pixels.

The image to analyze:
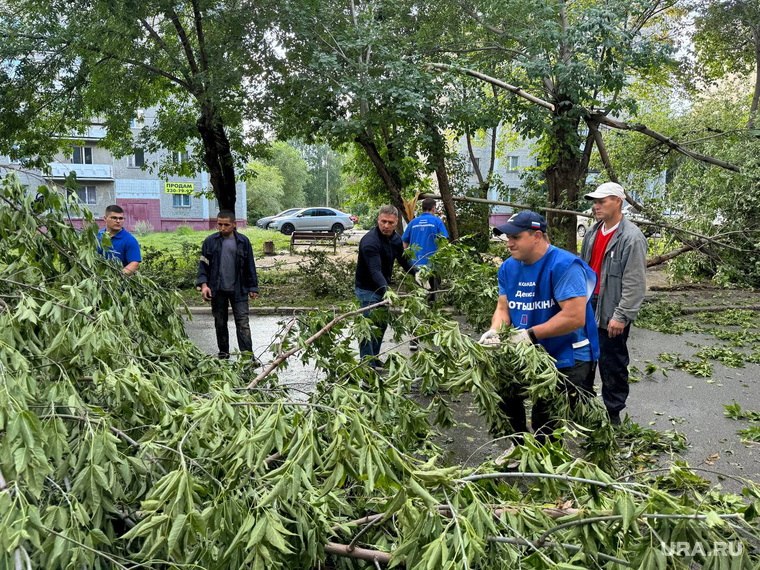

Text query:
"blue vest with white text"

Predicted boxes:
[[499, 246, 599, 368]]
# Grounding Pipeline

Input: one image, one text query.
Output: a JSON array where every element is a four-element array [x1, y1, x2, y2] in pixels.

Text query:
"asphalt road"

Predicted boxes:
[[183, 311, 760, 493]]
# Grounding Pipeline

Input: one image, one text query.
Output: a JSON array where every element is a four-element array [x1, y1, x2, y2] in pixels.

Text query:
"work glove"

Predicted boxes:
[[413, 272, 425, 288], [508, 329, 533, 345], [478, 329, 500, 346]]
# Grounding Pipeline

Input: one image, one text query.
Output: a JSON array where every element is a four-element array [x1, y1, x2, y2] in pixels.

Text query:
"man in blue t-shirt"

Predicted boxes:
[[97, 205, 141, 275], [479, 211, 599, 445], [402, 198, 449, 350]]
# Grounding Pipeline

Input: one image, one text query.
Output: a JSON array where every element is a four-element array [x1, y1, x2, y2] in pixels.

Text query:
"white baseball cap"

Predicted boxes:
[[584, 182, 625, 200]]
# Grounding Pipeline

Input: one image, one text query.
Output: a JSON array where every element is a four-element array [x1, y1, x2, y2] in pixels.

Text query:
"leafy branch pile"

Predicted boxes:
[[3, 174, 760, 568]]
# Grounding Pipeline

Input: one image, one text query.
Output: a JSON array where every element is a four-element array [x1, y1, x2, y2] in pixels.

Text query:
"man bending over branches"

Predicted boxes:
[[480, 211, 599, 446]]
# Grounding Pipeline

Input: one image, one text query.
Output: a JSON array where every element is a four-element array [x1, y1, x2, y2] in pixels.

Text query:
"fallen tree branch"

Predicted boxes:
[[324, 541, 392, 564], [421, 194, 749, 257], [586, 120, 644, 211], [427, 63, 555, 112], [487, 536, 632, 567], [646, 244, 696, 267], [591, 113, 741, 172], [458, 471, 649, 499], [246, 297, 396, 389]]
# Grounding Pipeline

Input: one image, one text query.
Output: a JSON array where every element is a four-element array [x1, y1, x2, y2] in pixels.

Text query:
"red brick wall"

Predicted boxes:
[[117, 198, 161, 232]]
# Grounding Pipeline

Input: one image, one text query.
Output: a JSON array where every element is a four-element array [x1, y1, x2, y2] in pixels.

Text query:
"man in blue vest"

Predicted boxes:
[[479, 210, 599, 444], [97, 205, 141, 275], [402, 197, 449, 350]]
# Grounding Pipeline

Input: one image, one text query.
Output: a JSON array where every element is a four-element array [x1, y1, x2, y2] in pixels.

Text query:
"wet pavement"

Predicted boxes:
[[184, 311, 760, 494]]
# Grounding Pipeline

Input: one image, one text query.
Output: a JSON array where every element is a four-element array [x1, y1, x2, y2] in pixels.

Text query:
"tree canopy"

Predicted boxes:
[[0, 0, 273, 209]]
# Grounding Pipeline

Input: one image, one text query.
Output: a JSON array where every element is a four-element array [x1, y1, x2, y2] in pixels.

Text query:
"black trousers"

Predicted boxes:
[[211, 290, 252, 355], [597, 323, 631, 413], [499, 360, 595, 443], [592, 295, 631, 413]]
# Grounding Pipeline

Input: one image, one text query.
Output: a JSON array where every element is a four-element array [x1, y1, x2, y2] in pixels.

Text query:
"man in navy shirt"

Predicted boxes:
[[97, 205, 141, 275], [402, 197, 449, 349], [480, 211, 599, 445], [355, 205, 418, 369]]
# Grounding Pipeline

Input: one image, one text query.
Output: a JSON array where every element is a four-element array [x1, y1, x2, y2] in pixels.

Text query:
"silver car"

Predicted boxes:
[[256, 208, 302, 229], [269, 207, 355, 235]]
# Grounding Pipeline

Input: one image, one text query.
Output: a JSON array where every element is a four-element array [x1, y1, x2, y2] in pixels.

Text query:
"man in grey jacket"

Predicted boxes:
[[581, 182, 647, 424]]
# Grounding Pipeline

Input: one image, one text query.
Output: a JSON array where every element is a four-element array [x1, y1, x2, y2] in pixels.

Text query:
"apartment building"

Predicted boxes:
[[1, 110, 247, 231]]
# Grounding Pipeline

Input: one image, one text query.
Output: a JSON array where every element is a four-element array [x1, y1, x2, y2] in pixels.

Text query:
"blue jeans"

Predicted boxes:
[[355, 287, 387, 366]]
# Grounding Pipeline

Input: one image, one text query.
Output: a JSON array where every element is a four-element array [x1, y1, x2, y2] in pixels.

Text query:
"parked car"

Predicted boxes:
[[255, 208, 302, 229], [577, 209, 594, 237], [269, 207, 355, 235]]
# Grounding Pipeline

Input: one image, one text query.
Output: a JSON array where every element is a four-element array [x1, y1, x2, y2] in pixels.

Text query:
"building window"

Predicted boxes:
[[172, 151, 189, 164], [508, 156, 519, 171], [72, 146, 93, 164], [77, 186, 96, 205], [130, 110, 145, 128], [129, 149, 145, 168], [173, 194, 191, 207], [468, 157, 480, 174]]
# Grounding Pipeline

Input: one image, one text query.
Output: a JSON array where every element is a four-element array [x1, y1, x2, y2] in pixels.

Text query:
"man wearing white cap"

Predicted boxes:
[[580, 182, 647, 425]]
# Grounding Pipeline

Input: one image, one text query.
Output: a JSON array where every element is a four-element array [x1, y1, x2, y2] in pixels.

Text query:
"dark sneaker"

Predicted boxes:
[[217, 352, 230, 360], [410, 339, 419, 352], [608, 410, 621, 426], [251, 356, 263, 369]]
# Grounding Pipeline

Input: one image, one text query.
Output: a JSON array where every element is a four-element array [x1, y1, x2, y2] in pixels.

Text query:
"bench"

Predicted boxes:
[[290, 231, 337, 254]]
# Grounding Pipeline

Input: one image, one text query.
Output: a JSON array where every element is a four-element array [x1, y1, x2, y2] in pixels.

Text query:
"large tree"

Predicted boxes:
[[429, 0, 681, 249], [0, 0, 272, 210], [271, 0, 465, 237]]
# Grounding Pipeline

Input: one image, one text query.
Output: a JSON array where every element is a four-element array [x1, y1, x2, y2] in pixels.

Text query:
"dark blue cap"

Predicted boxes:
[[493, 211, 547, 236]]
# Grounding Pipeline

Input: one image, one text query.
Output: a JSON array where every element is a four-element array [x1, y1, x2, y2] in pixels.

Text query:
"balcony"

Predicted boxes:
[[49, 162, 113, 181]]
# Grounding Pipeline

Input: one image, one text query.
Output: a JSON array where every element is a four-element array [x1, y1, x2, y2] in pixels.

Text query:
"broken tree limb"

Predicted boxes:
[[420, 193, 592, 219], [646, 244, 696, 267], [591, 113, 741, 172], [427, 63, 555, 112], [585, 120, 644, 212], [246, 297, 393, 389], [421, 193, 749, 255], [324, 542, 392, 564]]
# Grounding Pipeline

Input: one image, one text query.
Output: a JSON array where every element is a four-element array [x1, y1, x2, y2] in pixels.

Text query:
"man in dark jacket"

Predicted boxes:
[[355, 205, 418, 368], [197, 210, 259, 360]]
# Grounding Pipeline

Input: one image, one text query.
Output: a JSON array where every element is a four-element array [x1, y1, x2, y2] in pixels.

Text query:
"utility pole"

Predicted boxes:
[[325, 154, 329, 207]]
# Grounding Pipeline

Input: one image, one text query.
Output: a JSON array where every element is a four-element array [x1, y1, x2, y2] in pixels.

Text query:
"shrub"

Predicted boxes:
[[295, 250, 356, 300], [175, 224, 194, 236], [133, 219, 155, 235], [140, 242, 200, 288]]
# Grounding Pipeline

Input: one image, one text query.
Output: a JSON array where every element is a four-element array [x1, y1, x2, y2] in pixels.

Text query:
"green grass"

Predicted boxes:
[[138, 227, 291, 256]]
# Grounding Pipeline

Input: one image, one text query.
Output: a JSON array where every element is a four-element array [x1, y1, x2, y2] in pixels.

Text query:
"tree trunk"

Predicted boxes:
[[750, 42, 760, 129], [355, 133, 407, 222], [543, 101, 593, 252], [434, 153, 459, 240], [197, 102, 237, 211], [544, 157, 582, 252]]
